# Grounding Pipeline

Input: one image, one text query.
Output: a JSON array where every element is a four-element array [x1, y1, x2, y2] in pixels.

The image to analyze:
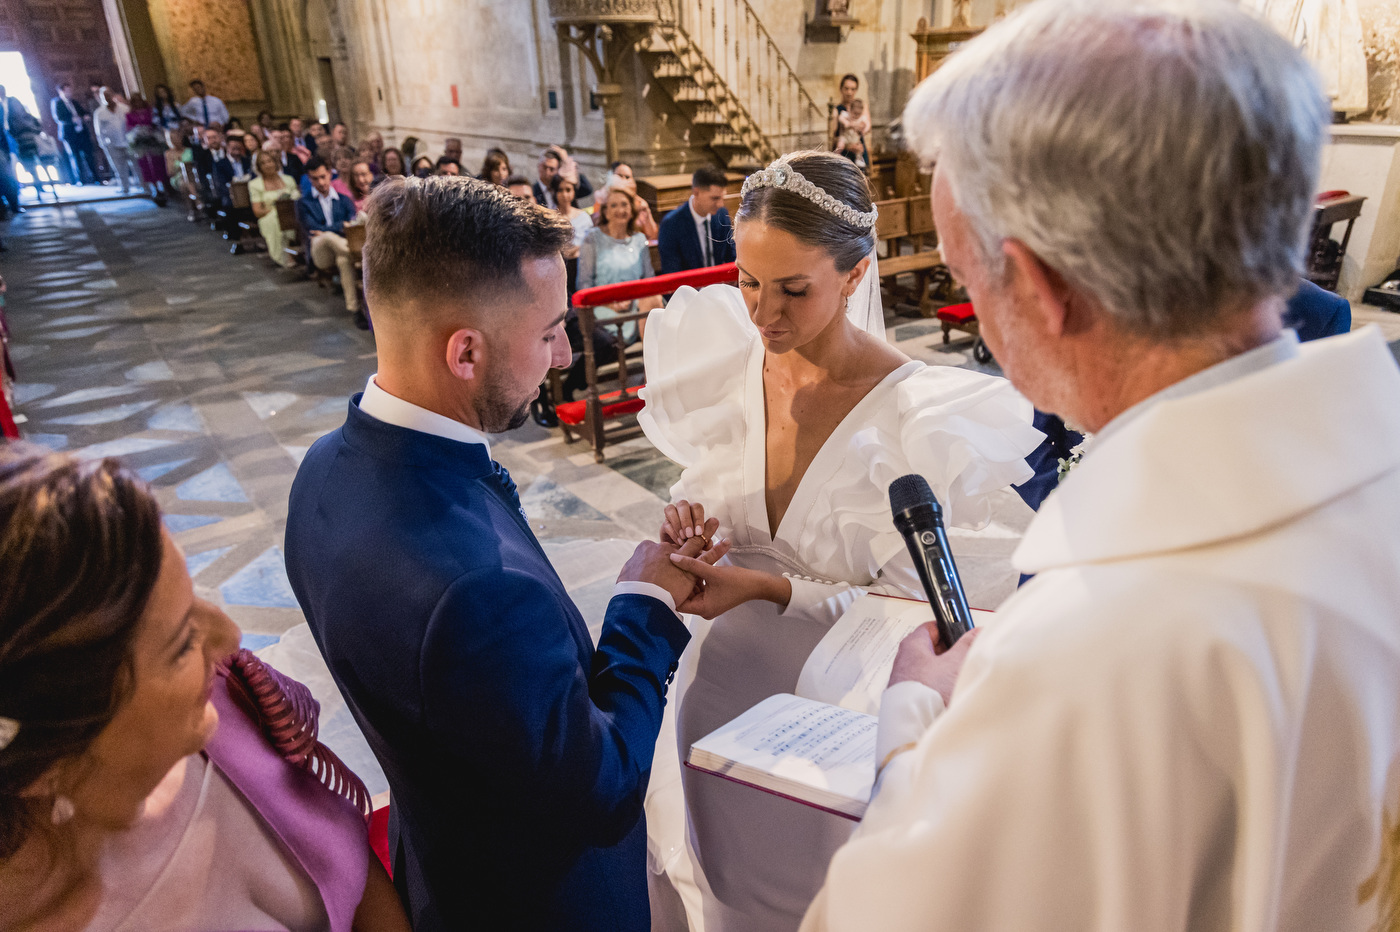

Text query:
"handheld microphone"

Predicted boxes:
[[889, 474, 975, 648]]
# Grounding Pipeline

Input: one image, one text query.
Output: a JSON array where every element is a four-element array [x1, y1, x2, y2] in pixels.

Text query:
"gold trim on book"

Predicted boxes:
[[877, 741, 919, 778]]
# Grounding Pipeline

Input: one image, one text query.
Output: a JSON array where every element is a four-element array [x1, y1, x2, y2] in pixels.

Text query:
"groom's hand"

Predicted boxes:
[[619, 536, 730, 607]]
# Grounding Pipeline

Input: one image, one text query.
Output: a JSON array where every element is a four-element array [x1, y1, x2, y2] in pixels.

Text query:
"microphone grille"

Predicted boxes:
[[889, 473, 940, 516]]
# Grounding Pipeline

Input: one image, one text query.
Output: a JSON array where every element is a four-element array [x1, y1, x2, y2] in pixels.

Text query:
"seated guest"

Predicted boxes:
[[0, 444, 410, 932], [570, 188, 660, 398], [480, 149, 511, 186], [328, 121, 349, 149], [210, 133, 253, 207], [657, 165, 734, 275], [435, 156, 462, 176], [359, 130, 384, 170], [331, 147, 357, 197], [506, 173, 537, 203], [284, 177, 706, 932], [278, 122, 312, 162], [380, 146, 407, 178], [296, 156, 364, 327], [271, 128, 305, 183], [799, 3, 1400, 929], [299, 146, 353, 198], [249, 148, 300, 268], [553, 173, 593, 256], [192, 126, 224, 201], [592, 161, 658, 239], [348, 158, 376, 212], [290, 115, 316, 155], [533, 144, 592, 208], [410, 155, 434, 178], [308, 121, 328, 151], [443, 136, 463, 166]]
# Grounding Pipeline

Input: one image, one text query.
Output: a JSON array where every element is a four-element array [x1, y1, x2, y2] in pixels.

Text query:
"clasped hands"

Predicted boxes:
[[617, 500, 791, 619]]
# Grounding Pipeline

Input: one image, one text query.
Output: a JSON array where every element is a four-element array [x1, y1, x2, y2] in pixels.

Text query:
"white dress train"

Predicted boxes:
[[638, 284, 1044, 932]]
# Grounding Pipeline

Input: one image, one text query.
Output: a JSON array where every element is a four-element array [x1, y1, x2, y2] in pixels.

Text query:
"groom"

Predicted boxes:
[[285, 176, 714, 930]]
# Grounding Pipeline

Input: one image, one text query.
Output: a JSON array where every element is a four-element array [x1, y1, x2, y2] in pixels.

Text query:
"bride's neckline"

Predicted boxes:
[[755, 348, 917, 541]]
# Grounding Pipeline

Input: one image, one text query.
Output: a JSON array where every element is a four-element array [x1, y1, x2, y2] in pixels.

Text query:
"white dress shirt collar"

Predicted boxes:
[[357, 375, 491, 452]]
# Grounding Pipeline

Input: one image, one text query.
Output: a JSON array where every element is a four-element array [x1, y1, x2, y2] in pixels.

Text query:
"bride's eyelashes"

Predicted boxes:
[[739, 279, 809, 299]]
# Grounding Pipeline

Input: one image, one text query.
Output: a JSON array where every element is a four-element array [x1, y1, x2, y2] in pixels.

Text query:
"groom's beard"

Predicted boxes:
[[477, 365, 533, 434]]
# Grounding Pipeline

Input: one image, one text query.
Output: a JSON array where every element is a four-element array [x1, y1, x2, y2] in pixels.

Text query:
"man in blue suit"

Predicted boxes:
[[296, 156, 364, 325], [658, 165, 735, 275], [285, 176, 717, 931]]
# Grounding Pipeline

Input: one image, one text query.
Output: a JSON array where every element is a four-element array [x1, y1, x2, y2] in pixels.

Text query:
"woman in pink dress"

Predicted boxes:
[[0, 444, 410, 931], [124, 93, 170, 206]]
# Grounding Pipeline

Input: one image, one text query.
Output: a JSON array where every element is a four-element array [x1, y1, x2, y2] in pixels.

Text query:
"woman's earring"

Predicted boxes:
[[51, 795, 75, 825]]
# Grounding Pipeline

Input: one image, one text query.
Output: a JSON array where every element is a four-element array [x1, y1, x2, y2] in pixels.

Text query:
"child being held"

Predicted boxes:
[[835, 98, 869, 170]]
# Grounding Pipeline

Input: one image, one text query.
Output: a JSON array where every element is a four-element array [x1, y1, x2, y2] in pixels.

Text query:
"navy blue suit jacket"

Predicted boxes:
[[658, 200, 735, 275], [285, 398, 688, 931], [295, 188, 356, 236]]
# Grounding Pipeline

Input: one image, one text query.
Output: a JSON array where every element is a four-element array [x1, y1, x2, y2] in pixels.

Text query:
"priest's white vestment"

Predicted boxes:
[[802, 325, 1400, 931]]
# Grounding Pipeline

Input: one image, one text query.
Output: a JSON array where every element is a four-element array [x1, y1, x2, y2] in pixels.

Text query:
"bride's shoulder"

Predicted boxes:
[[638, 284, 756, 466]]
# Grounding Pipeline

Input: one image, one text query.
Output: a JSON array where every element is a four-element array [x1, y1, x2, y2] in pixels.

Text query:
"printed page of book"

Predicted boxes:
[[796, 593, 994, 715], [686, 693, 878, 819]]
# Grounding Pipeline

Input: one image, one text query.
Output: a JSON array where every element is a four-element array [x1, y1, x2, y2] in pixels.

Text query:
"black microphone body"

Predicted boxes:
[[889, 474, 976, 648]]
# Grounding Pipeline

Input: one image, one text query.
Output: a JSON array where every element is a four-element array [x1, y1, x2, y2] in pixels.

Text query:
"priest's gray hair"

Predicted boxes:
[[903, 0, 1329, 338]]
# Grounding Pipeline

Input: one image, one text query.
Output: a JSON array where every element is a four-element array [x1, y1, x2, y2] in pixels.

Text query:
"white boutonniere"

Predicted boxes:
[[1055, 438, 1091, 485]]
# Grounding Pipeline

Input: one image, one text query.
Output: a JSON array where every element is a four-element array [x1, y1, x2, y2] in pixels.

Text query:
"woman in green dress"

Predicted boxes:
[[248, 150, 300, 268]]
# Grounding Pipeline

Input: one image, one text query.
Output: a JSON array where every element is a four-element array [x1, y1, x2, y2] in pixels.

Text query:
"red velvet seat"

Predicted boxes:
[[555, 390, 647, 427]]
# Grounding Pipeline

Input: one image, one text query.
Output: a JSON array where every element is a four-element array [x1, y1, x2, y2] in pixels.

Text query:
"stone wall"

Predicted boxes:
[[151, 0, 268, 106]]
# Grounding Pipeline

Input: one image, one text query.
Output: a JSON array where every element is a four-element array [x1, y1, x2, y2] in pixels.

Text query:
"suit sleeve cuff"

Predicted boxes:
[[875, 681, 945, 778], [611, 581, 679, 618]]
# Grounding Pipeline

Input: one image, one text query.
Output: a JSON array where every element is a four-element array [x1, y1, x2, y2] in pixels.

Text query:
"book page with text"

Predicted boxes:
[[796, 594, 994, 715]]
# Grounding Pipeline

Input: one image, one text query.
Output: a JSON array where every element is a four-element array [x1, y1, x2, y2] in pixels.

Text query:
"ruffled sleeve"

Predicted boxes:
[[638, 283, 755, 468], [803, 364, 1043, 582]]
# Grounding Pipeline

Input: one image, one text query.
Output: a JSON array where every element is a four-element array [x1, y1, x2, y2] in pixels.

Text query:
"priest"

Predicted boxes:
[[802, 1, 1400, 930]]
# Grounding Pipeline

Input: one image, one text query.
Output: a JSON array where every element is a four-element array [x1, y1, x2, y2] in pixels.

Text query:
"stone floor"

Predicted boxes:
[[7, 197, 1397, 795]]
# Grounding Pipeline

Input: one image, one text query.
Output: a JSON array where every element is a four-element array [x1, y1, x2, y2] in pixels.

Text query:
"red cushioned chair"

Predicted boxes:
[[935, 301, 994, 364], [553, 263, 739, 462]]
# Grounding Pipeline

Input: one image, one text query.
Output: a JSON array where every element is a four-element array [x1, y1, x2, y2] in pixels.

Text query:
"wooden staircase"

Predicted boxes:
[[549, 0, 828, 171], [645, 0, 828, 169]]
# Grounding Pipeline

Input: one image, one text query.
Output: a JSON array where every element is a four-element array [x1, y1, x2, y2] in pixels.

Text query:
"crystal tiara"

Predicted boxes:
[[740, 155, 879, 230]]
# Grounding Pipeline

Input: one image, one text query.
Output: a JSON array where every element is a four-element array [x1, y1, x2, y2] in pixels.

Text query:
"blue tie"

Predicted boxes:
[[202, 97, 209, 126], [492, 461, 525, 518]]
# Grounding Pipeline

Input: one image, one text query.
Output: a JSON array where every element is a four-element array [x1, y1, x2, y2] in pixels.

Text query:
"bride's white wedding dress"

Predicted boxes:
[[637, 282, 1043, 932]]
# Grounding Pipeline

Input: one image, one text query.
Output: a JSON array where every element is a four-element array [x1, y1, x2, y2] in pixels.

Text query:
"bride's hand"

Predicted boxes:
[[661, 500, 717, 546], [667, 555, 792, 620]]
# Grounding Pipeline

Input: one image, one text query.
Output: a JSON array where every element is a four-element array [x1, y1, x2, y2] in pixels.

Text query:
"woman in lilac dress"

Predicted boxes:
[[0, 445, 409, 931], [124, 94, 170, 206]]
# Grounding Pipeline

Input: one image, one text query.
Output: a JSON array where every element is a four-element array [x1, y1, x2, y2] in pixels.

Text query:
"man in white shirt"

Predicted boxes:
[[180, 79, 229, 129], [296, 157, 363, 325], [799, 2, 1400, 930]]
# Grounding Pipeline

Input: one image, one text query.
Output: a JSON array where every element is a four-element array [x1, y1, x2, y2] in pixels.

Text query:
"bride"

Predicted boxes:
[[637, 151, 1044, 932]]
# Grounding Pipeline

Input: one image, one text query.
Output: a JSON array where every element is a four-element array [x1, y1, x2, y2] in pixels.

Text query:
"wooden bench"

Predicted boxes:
[[276, 199, 333, 289], [875, 196, 945, 316], [554, 263, 740, 462]]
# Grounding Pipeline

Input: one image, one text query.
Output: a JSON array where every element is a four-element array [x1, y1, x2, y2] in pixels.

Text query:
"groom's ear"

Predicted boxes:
[[842, 255, 872, 298]]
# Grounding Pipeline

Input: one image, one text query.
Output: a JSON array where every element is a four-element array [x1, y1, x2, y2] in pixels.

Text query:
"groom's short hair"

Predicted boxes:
[[361, 175, 572, 316]]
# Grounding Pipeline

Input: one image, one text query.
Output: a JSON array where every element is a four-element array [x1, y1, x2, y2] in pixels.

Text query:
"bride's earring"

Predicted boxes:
[[51, 794, 75, 825]]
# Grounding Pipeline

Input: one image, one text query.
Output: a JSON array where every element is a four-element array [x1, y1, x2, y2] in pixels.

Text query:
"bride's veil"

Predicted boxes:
[[846, 247, 887, 342]]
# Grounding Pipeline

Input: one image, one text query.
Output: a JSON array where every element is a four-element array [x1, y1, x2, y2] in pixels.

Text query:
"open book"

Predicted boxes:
[[685, 593, 994, 819]]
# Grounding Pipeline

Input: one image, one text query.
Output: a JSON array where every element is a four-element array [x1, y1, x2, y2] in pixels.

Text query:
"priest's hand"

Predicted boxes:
[[888, 622, 982, 704], [619, 536, 731, 607], [665, 554, 790, 619]]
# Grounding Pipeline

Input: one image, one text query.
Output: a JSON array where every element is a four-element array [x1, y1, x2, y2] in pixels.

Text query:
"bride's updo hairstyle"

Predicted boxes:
[[736, 151, 876, 274]]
